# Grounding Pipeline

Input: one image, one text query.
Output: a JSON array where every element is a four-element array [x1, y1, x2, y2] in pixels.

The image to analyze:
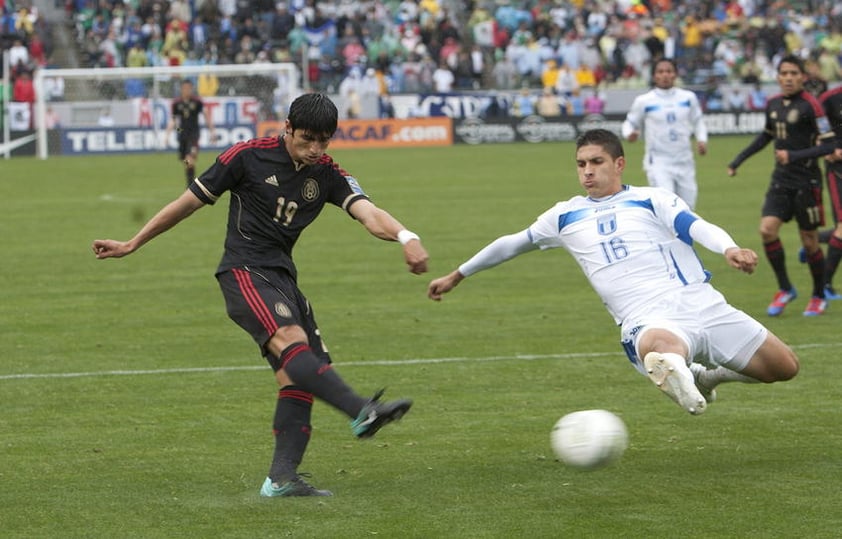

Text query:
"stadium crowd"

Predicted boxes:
[[2, 0, 842, 114]]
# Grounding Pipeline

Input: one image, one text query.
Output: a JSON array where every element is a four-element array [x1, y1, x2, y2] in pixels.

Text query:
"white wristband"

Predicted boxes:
[[397, 229, 420, 245]]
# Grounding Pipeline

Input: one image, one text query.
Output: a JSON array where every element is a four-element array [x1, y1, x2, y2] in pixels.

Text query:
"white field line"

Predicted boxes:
[[1, 342, 839, 381]]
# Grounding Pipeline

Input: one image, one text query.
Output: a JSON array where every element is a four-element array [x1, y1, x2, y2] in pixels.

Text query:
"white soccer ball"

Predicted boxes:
[[550, 409, 629, 470]]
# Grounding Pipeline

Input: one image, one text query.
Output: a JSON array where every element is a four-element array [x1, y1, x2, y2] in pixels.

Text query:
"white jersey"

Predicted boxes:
[[528, 185, 710, 325], [622, 87, 707, 168]]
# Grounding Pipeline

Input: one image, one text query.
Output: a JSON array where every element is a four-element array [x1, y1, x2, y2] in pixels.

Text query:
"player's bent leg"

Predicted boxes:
[[268, 327, 412, 438], [737, 333, 799, 383], [268, 328, 369, 418]]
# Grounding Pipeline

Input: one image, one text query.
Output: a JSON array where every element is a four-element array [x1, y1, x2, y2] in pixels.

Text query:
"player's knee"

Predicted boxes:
[[757, 351, 799, 383], [759, 230, 778, 244], [266, 325, 309, 358], [775, 352, 799, 381]]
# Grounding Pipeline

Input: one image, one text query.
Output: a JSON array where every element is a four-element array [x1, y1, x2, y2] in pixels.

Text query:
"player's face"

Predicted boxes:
[[777, 62, 805, 96], [652, 62, 676, 89], [576, 144, 624, 198], [180, 82, 193, 99], [285, 125, 331, 165]]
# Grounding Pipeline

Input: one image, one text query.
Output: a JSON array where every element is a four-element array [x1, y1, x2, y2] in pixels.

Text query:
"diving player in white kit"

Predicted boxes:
[[427, 129, 799, 416]]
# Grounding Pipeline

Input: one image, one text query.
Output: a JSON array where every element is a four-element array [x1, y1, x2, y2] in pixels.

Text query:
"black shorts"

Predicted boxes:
[[216, 267, 330, 370], [761, 181, 824, 231], [827, 164, 842, 225], [177, 134, 199, 160]]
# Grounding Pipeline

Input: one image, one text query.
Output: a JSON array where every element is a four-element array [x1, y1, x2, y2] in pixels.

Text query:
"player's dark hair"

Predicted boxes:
[[651, 58, 677, 79], [288, 93, 339, 136], [777, 54, 805, 74], [576, 129, 624, 159]]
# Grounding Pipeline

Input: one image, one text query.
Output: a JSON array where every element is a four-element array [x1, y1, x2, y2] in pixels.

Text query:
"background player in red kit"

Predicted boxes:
[[93, 93, 429, 497]]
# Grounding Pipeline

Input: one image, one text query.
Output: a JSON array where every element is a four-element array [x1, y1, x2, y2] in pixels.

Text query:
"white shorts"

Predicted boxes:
[[620, 283, 768, 376], [644, 161, 698, 209]]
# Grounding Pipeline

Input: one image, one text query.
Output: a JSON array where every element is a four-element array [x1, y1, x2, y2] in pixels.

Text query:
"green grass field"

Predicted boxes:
[[2, 137, 841, 538]]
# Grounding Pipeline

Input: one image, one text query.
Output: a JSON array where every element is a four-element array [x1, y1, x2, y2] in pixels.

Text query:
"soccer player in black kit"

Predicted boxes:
[[815, 85, 842, 299], [164, 79, 216, 187], [93, 93, 429, 497], [727, 55, 837, 317]]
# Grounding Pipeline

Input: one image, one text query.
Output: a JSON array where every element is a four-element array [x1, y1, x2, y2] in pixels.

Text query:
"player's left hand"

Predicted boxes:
[[775, 149, 790, 165], [403, 240, 429, 275], [724, 247, 758, 274], [697, 141, 707, 156]]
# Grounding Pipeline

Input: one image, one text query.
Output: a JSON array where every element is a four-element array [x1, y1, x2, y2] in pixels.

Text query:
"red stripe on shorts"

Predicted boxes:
[[232, 268, 278, 337]]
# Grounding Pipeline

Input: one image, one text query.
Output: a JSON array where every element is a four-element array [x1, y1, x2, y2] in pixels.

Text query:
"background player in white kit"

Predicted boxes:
[[622, 58, 709, 209], [427, 129, 799, 415]]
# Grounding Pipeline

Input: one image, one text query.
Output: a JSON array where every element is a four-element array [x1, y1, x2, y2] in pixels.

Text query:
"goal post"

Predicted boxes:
[[32, 63, 300, 159]]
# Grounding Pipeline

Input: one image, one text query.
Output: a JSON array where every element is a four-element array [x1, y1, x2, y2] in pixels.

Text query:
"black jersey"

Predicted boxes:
[[190, 136, 368, 278], [820, 85, 842, 154], [765, 90, 832, 185], [172, 96, 204, 138]]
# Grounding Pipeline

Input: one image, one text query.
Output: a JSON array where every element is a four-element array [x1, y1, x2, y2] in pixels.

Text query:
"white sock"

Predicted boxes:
[[694, 365, 760, 388]]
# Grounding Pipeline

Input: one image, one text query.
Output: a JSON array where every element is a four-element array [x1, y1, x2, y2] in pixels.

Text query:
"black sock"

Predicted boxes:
[[764, 239, 792, 291], [806, 248, 826, 297], [279, 343, 368, 418], [269, 386, 313, 484], [819, 228, 833, 244], [825, 235, 842, 287]]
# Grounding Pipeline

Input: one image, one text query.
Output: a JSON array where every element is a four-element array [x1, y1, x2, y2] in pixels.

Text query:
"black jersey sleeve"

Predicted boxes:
[[728, 131, 773, 170], [189, 147, 246, 205], [318, 154, 369, 214]]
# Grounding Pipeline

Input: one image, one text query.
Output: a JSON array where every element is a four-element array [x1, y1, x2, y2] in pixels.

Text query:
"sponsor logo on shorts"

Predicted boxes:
[[275, 302, 292, 318]]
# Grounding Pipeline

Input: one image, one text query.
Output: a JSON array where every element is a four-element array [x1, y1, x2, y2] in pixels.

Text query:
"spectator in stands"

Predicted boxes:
[[536, 86, 561, 117], [13, 70, 35, 103], [747, 83, 768, 111], [540, 58, 560, 91], [491, 50, 518, 90], [584, 87, 606, 115], [511, 86, 535, 117], [432, 59, 455, 92], [575, 63, 597, 89], [555, 63, 578, 97], [9, 39, 30, 70]]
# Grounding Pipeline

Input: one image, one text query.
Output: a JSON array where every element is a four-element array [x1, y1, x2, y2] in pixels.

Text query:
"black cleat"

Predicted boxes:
[[350, 389, 412, 439]]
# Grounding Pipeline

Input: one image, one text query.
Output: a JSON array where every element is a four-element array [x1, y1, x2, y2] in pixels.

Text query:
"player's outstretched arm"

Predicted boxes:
[[92, 190, 205, 259], [349, 198, 429, 274], [428, 231, 537, 301]]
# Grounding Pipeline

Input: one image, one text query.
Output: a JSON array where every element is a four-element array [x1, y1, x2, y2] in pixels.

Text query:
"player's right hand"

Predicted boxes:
[[92, 239, 132, 259], [427, 271, 464, 301], [726, 167, 736, 177]]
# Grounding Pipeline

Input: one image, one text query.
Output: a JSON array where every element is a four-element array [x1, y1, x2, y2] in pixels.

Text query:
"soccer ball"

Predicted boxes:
[[550, 409, 629, 470]]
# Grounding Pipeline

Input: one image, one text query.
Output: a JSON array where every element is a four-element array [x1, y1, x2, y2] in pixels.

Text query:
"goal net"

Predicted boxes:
[[32, 63, 300, 159]]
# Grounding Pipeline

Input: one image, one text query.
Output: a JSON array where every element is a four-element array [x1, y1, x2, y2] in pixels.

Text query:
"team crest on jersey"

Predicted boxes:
[[275, 302, 292, 318], [302, 178, 319, 201], [597, 213, 617, 235], [787, 109, 800, 124]]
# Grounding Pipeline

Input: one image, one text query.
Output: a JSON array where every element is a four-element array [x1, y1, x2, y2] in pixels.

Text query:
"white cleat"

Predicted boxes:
[[644, 352, 707, 415]]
